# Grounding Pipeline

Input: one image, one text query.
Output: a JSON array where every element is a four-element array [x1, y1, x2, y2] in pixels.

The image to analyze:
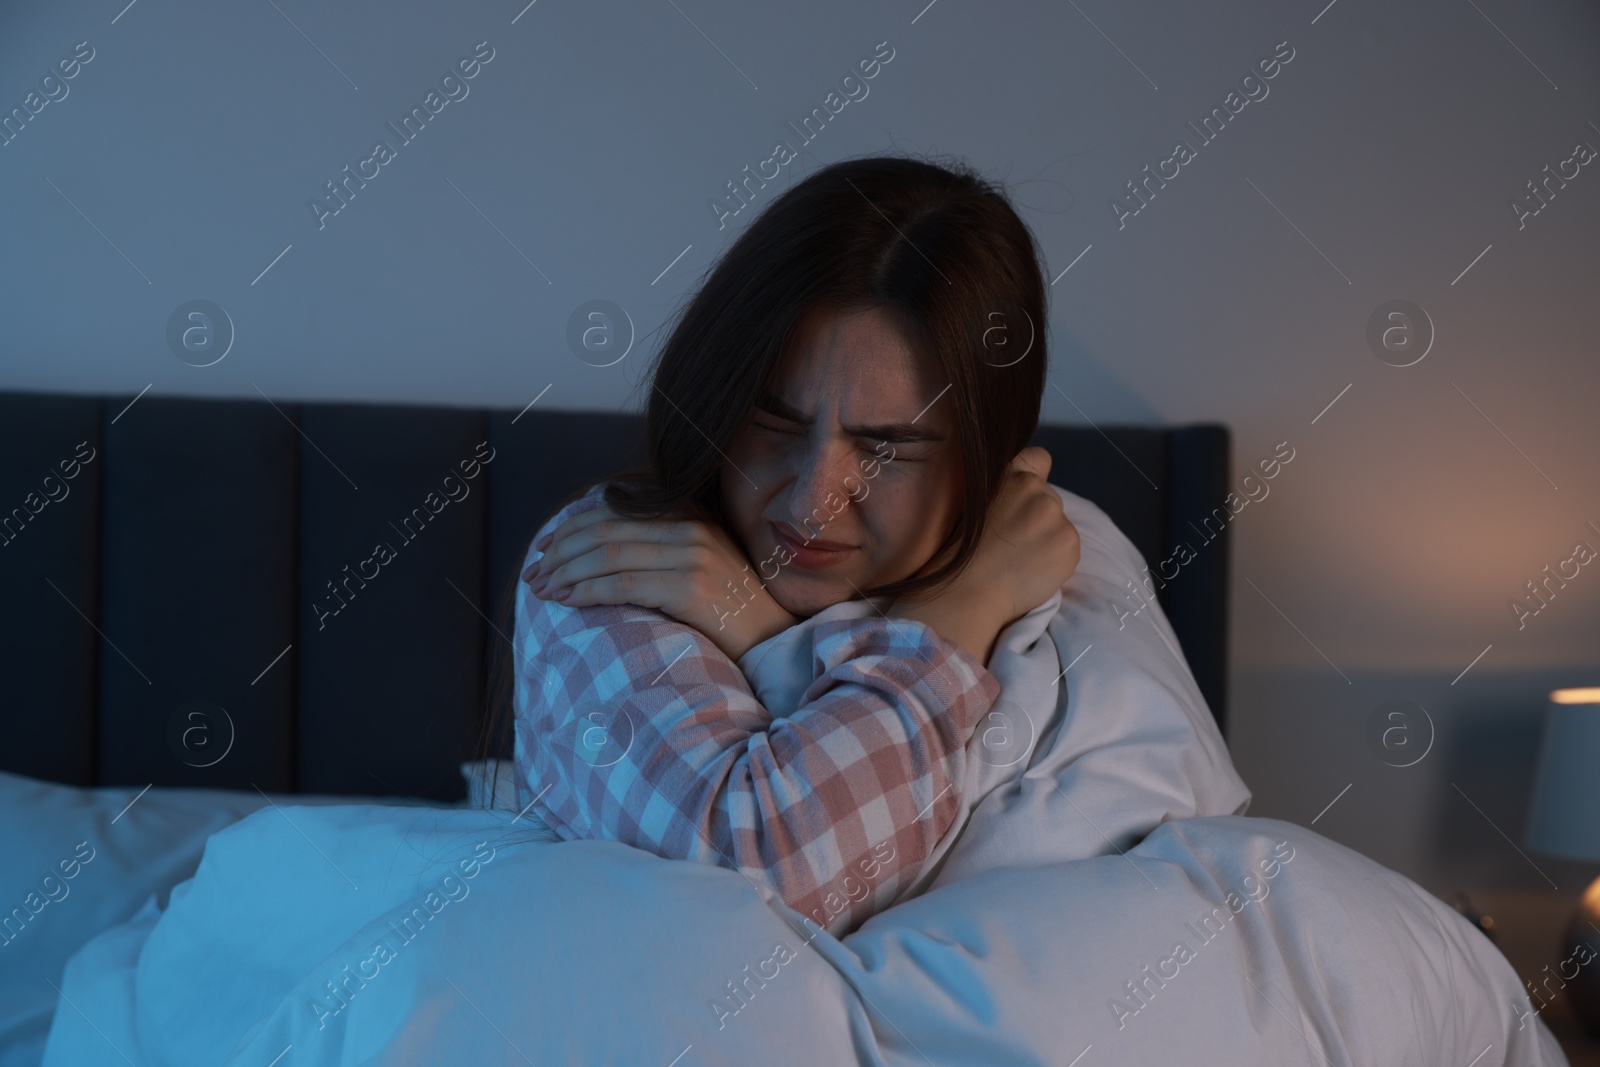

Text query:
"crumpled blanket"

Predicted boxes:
[[40, 806, 1564, 1066], [37, 487, 1565, 1066]]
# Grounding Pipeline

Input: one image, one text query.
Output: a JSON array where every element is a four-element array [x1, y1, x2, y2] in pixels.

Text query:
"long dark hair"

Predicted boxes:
[[475, 151, 1049, 795]]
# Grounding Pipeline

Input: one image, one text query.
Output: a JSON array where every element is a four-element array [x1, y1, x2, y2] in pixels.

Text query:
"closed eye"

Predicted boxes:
[[752, 416, 802, 435], [752, 416, 918, 460]]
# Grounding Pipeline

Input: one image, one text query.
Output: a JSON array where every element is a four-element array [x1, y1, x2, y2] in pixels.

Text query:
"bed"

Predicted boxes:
[[0, 389, 1564, 1065]]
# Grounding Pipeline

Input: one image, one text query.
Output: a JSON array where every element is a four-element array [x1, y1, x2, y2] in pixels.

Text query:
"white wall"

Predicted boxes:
[[3, 0, 1597, 899]]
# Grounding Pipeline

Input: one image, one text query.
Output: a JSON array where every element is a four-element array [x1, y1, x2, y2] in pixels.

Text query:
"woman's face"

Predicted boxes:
[[721, 305, 964, 620]]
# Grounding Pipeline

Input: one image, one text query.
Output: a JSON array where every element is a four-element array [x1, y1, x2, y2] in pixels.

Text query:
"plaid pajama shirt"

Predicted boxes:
[[511, 483, 1001, 936]]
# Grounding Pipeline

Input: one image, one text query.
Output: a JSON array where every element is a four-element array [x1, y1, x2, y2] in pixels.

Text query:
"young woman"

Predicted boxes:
[[483, 154, 1080, 937]]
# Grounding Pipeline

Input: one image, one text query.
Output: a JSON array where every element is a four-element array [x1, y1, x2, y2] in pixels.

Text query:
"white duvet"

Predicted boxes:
[[34, 488, 1567, 1065]]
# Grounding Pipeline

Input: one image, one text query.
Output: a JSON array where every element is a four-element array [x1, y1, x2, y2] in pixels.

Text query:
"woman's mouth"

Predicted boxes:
[[770, 523, 856, 570]]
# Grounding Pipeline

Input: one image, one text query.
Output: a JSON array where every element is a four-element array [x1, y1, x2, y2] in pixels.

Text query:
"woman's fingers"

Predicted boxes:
[[549, 569, 669, 609], [548, 564, 703, 613], [532, 539, 688, 600], [530, 506, 692, 579], [536, 506, 624, 573]]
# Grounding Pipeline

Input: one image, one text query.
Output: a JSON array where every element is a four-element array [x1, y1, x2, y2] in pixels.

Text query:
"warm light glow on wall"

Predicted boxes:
[[1550, 688, 1600, 705]]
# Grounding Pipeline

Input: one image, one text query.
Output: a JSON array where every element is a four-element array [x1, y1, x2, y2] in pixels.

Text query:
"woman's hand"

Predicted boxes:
[[964, 446, 1081, 624], [524, 504, 801, 663], [888, 447, 1079, 663]]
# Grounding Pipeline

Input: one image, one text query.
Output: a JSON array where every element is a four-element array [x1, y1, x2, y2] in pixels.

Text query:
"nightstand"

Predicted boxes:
[[1470, 890, 1600, 1066]]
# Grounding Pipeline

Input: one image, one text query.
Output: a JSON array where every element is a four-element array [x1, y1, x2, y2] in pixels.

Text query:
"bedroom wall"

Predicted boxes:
[[3, 0, 1597, 902]]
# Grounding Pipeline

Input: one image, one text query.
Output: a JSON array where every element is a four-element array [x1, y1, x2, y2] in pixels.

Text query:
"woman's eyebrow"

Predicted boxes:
[[755, 393, 944, 444]]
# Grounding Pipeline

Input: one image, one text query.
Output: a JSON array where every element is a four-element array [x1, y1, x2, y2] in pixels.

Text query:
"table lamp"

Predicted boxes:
[[1524, 686, 1600, 1037]]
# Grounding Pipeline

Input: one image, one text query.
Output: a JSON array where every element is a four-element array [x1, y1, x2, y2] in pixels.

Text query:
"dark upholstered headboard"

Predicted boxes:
[[0, 389, 1231, 802]]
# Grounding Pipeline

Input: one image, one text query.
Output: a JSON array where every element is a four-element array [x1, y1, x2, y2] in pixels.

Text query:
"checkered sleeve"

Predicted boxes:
[[510, 485, 1002, 937]]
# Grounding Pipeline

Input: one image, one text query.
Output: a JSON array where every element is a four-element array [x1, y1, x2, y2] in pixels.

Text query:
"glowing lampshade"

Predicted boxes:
[[1524, 688, 1600, 864]]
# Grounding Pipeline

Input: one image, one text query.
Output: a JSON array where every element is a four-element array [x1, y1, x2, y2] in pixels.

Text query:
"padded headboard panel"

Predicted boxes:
[[0, 390, 1231, 802]]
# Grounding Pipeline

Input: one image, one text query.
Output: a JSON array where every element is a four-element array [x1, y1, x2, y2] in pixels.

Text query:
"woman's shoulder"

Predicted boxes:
[[519, 481, 610, 576], [547, 481, 611, 528]]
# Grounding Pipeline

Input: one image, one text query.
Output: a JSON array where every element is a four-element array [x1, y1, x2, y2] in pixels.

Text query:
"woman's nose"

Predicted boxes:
[[785, 440, 856, 525]]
